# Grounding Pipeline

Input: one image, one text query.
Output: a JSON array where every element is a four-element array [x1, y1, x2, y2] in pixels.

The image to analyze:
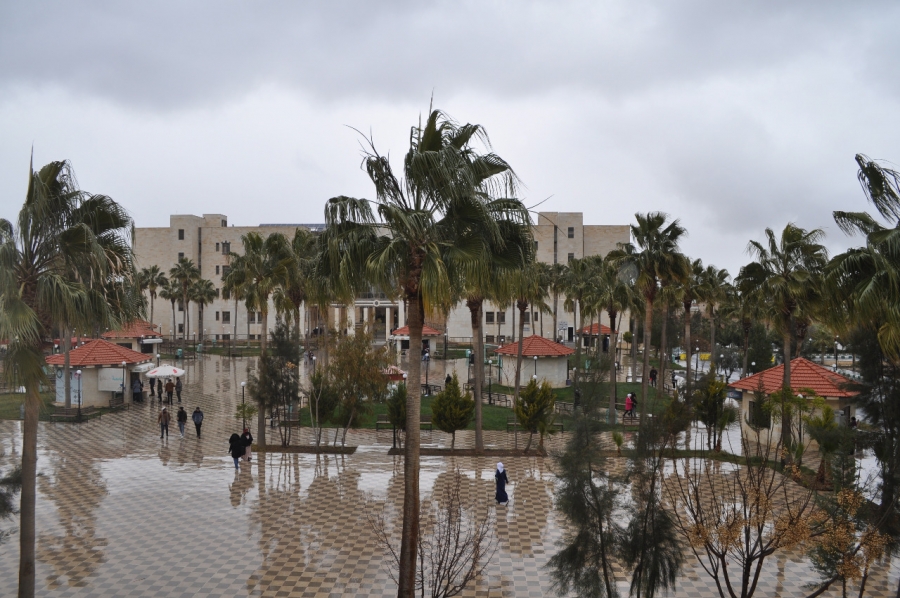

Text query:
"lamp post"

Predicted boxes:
[[573, 367, 579, 408], [122, 360, 127, 402], [312, 355, 317, 372], [533, 355, 538, 378], [425, 353, 430, 394], [751, 361, 755, 375], [694, 347, 700, 380], [444, 332, 448, 360], [75, 369, 82, 422], [156, 353, 161, 366], [834, 336, 839, 371], [241, 381, 246, 429], [487, 359, 494, 405]]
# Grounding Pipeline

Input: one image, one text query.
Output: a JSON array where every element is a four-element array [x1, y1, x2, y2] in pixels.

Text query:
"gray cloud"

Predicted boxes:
[[1, 1, 898, 276]]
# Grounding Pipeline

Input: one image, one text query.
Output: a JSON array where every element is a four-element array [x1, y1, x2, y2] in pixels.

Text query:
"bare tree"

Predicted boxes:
[[369, 468, 497, 598]]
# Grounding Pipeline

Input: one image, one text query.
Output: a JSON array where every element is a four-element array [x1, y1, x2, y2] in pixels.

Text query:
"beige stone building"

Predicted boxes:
[[134, 212, 629, 348]]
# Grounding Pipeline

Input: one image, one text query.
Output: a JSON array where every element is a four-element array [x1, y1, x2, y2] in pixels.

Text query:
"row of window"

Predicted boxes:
[[485, 311, 539, 324], [213, 311, 263, 323]]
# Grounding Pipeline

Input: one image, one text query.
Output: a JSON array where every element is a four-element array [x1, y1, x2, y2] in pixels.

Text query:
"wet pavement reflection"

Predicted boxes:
[[0, 353, 897, 596]]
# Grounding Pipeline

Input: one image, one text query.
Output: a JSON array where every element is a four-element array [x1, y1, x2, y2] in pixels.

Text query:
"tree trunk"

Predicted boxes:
[[608, 308, 618, 424], [62, 326, 72, 409], [552, 290, 559, 341], [641, 297, 653, 426], [683, 302, 693, 399], [514, 299, 527, 407], [322, 306, 330, 368], [398, 293, 423, 598], [257, 307, 269, 449], [659, 302, 669, 399], [742, 320, 751, 378], [782, 321, 793, 452], [171, 301, 176, 342], [18, 384, 40, 598], [467, 298, 485, 451], [182, 294, 188, 349], [630, 314, 638, 383], [709, 309, 716, 376], [573, 300, 581, 405], [294, 305, 301, 356], [149, 293, 155, 327]]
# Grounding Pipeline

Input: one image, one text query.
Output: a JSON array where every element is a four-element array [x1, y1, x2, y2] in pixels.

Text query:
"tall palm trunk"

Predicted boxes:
[[171, 300, 176, 342], [293, 305, 302, 356], [321, 306, 330, 368], [258, 306, 269, 448], [19, 384, 40, 597], [466, 298, 485, 450], [608, 308, 618, 423], [641, 296, 653, 426], [709, 311, 716, 377], [149, 293, 155, 326], [552, 290, 559, 341], [781, 314, 793, 452], [398, 293, 423, 597], [233, 296, 238, 351], [62, 326, 72, 408], [683, 302, 693, 398], [741, 319, 751, 378], [181, 293, 188, 348], [514, 299, 527, 406], [659, 302, 669, 399], [573, 300, 582, 405]]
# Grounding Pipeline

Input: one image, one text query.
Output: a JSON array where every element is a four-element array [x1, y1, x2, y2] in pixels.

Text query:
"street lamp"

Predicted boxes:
[[312, 355, 317, 372], [719, 354, 725, 382], [156, 353, 161, 366], [122, 361, 127, 402], [241, 381, 246, 429], [834, 336, 839, 371], [487, 359, 494, 405], [694, 347, 700, 380], [533, 355, 538, 378], [75, 369, 82, 422]]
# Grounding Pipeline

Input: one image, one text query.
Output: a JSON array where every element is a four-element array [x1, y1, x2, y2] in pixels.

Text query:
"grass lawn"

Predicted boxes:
[[287, 395, 523, 431], [0, 392, 56, 421]]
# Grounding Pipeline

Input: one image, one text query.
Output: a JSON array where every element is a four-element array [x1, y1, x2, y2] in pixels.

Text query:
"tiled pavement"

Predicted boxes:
[[0, 354, 897, 597]]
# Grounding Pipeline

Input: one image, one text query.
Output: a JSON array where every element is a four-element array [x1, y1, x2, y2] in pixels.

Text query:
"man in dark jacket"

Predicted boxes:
[[192, 407, 204, 438]]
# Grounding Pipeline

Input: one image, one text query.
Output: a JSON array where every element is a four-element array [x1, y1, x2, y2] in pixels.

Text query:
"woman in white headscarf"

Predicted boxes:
[[495, 462, 509, 505]]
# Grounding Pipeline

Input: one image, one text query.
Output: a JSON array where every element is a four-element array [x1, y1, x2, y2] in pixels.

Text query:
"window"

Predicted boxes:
[[222, 241, 230, 254], [221, 219, 227, 227], [178, 252, 184, 261], [498, 312, 506, 324], [485, 312, 495, 324], [534, 241, 538, 251], [215, 243, 220, 252], [567, 252, 575, 262], [221, 265, 230, 278], [223, 288, 231, 300], [177, 301, 183, 312], [567, 226, 574, 239], [215, 265, 220, 275], [257, 311, 262, 322], [485, 335, 495, 344], [215, 288, 220, 297], [178, 229, 185, 240], [178, 324, 184, 333], [523, 312, 530, 323], [248, 312, 256, 324], [215, 311, 219, 321], [222, 333, 230, 341], [222, 311, 231, 323]]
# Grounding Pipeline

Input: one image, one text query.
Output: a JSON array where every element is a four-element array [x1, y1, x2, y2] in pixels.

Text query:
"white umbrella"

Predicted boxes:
[[145, 365, 185, 379]]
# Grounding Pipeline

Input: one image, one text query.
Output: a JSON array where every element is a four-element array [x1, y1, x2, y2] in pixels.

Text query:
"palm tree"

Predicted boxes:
[[168, 257, 200, 346], [610, 212, 688, 424], [273, 227, 317, 353], [676, 257, 703, 396], [189, 278, 217, 337], [591, 255, 636, 422], [746, 223, 827, 452], [699, 265, 731, 374], [139, 265, 167, 328], [509, 256, 543, 405], [547, 262, 567, 340], [0, 158, 134, 597], [159, 278, 179, 341], [561, 257, 593, 404], [227, 231, 290, 447], [324, 109, 522, 596]]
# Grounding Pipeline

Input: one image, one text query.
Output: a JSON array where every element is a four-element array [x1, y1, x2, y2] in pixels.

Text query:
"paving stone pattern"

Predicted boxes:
[[0, 354, 897, 596]]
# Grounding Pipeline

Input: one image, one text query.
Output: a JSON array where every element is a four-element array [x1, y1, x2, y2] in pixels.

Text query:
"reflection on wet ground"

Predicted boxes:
[[0, 354, 896, 596]]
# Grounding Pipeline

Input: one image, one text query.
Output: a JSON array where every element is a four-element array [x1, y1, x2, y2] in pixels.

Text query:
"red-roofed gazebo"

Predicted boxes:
[[47, 339, 153, 407], [389, 325, 444, 356], [494, 335, 574, 388], [101, 320, 161, 353]]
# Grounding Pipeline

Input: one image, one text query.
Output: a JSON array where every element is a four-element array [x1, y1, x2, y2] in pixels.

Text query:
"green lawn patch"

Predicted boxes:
[[0, 392, 56, 421]]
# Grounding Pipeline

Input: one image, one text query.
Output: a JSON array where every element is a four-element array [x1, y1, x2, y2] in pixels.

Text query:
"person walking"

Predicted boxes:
[[241, 428, 253, 462], [175, 377, 183, 403], [228, 433, 243, 470], [624, 393, 634, 419], [158, 407, 170, 439], [156, 378, 163, 400], [495, 462, 510, 506], [176, 406, 188, 437], [131, 378, 142, 403], [192, 407, 204, 438], [649, 367, 658, 388], [445, 373, 452, 386], [165, 378, 175, 403]]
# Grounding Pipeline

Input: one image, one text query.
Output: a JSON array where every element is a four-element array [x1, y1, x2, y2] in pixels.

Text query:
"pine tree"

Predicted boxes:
[[514, 379, 556, 452], [431, 373, 475, 450]]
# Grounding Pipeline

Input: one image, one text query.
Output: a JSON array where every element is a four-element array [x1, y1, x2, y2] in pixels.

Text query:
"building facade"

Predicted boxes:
[[133, 212, 629, 346]]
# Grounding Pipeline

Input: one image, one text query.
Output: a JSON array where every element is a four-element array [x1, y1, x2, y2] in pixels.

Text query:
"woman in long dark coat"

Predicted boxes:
[[495, 462, 509, 505], [228, 434, 244, 470]]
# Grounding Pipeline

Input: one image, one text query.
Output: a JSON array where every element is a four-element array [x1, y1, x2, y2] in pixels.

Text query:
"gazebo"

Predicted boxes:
[[46, 339, 154, 407], [101, 320, 162, 354], [494, 335, 574, 388], [389, 324, 443, 355], [580, 323, 617, 351], [729, 357, 858, 443]]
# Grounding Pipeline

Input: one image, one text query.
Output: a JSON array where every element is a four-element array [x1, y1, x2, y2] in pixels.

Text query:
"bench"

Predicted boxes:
[[375, 414, 432, 431], [50, 406, 100, 422], [555, 401, 574, 414], [506, 417, 564, 433], [109, 395, 127, 410]]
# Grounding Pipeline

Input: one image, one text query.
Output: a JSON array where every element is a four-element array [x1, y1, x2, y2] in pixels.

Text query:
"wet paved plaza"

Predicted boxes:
[[0, 354, 898, 597]]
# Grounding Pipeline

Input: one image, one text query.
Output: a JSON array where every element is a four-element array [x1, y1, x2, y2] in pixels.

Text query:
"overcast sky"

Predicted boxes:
[[2, 1, 898, 276]]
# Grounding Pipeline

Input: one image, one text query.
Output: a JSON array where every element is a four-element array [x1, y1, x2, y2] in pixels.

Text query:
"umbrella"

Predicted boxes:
[[145, 365, 185, 379]]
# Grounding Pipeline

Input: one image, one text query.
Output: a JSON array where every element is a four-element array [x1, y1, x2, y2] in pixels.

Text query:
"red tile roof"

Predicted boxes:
[[101, 320, 160, 340], [729, 357, 857, 398], [46, 339, 152, 367], [581, 323, 617, 335], [391, 325, 443, 337], [494, 335, 575, 357]]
